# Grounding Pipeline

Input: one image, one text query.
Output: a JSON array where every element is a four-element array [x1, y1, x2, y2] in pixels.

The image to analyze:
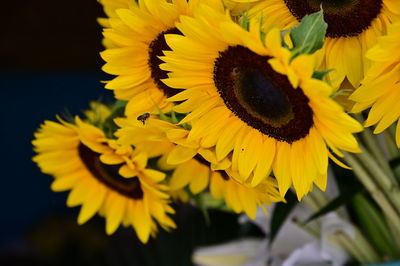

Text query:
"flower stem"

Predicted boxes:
[[353, 228, 381, 263], [355, 145, 400, 212], [355, 114, 397, 183], [344, 152, 400, 231], [384, 129, 399, 159], [333, 232, 368, 264]]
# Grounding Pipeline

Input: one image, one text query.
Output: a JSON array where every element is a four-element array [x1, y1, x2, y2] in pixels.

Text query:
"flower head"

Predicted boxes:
[[161, 5, 362, 199]]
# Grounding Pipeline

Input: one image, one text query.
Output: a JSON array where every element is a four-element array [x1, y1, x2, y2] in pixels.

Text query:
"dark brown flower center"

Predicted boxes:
[[214, 46, 313, 143], [78, 143, 143, 199], [148, 27, 181, 98], [284, 0, 383, 38]]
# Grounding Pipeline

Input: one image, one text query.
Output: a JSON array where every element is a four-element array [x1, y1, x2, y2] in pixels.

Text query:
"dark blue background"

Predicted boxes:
[[0, 71, 110, 246]]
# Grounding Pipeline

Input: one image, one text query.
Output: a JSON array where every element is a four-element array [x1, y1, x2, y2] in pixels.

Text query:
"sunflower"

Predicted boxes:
[[116, 114, 282, 217], [161, 5, 362, 200], [227, 0, 400, 89], [32, 116, 175, 243], [350, 22, 400, 147], [100, 0, 224, 118]]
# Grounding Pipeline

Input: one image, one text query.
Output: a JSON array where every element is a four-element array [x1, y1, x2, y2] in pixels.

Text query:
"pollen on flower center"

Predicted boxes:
[[284, 0, 383, 38], [78, 143, 144, 199], [148, 27, 182, 98], [214, 45, 313, 143]]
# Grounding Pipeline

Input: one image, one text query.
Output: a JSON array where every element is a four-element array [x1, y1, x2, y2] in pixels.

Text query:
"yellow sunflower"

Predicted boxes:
[[227, 0, 400, 88], [350, 22, 400, 147], [32, 116, 175, 243], [101, 0, 224, 118], [115, 115, 282, 218], [161, 5, 362, 200]]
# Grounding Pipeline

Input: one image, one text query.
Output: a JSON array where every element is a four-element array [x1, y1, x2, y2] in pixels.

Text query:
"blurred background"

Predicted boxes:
[[0, 1, 262, 265]]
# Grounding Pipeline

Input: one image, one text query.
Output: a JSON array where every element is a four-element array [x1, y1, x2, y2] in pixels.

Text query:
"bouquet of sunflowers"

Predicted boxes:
[[32, 0, 400, 265]]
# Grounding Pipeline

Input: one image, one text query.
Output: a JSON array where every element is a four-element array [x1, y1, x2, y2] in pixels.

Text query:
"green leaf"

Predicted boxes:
[[239, 11, 250, 31], [290, 9, 327, 59], [312, 69, 333, 80], [102, 100, 127, 138], [269, 190, 297, 244], [110, 100, 128, 113], [352, 194, 398, 259]]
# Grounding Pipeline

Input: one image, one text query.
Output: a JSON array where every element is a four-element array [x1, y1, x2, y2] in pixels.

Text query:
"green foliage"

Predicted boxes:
[[312, 69, 333, 80], [288, 9, 327, 60], [239, 11, 250, 31]]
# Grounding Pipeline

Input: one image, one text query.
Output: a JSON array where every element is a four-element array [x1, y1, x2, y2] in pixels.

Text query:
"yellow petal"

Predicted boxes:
[[189, 164, 210, 194], [167, 145, 197, 165], [78, 182, 107, 224], [105, 193, 126, 235]]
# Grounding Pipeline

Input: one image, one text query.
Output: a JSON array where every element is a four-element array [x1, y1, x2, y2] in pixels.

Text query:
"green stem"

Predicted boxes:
[[292, 218, 320, 238], [355, 114, 397, 183], [384, 130, 399, 159], [388, 124, 397, 144], [353, 228, 381, 263], [333, 232, 368, 264], [386, 215, 400, 257], [355, 145, 400, 214], [309, 188, 330, 208], [356, 144, 397, 188], [302, 195, 320, 212], [344, 152, 400, 230]]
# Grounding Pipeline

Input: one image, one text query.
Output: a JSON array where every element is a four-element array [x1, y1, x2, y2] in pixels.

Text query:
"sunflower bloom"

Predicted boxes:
[[100, 0, 224, 118], [116, 115, 282, 218], [161, 5, 362, 200], [32, 116, 175, 243], [351, 22, 400, 147], [227, 0, 400, 88]]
